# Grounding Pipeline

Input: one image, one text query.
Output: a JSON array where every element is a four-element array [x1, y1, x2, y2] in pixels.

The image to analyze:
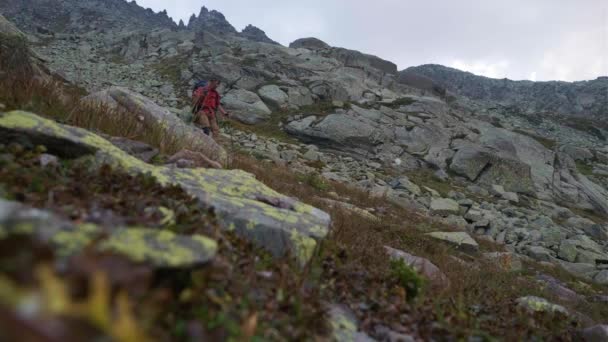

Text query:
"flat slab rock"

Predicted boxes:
[[0, 199, 217, 268], [429, 198, 460, 217], [426, 231, 479, 252], [0, 111, 331, 266]]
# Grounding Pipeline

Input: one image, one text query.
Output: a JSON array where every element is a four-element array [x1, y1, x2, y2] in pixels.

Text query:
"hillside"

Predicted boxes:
[[402, 64, 608, 120], [1, 2, 607, 341]]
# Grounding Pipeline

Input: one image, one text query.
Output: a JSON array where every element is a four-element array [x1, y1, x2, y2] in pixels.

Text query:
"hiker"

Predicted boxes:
[[192, 78, 229, 139]]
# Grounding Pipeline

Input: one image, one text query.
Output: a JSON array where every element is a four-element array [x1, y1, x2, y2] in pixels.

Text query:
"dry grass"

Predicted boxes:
[[0, 77, 190, 155], [230, 150, 608, 339]]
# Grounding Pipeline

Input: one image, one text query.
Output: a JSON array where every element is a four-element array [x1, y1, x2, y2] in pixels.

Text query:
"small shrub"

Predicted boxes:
[[576, 161, 594, 176], [298, 172, 329, 192], [389, 259, 424, 300]]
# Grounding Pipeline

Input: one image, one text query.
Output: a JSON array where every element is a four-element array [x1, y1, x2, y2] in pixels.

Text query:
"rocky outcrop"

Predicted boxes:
[[0, 111, 330, 265], [289, 37, 330, 50], [241, 24, 279, 45]]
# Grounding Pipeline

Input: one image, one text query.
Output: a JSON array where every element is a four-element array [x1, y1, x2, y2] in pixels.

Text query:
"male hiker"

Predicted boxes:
[[192, 78, 229, 139]]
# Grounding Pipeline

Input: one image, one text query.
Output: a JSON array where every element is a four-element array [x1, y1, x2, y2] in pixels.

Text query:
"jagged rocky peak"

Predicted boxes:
[[178, 19, 186, 30], [289, 37, 330, 50], [241, 24, 280, 45], [187, 6, 237, 34]]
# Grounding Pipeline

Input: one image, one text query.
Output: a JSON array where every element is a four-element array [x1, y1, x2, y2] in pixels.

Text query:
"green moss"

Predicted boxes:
[[389, 259, 425, 300]]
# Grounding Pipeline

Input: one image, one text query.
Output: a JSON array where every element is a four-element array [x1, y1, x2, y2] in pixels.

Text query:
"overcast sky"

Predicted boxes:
[[137, 0, 607, 82]]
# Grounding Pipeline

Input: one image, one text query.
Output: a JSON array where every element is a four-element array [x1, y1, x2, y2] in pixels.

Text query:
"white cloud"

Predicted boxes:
[[450, 60, 511, 78], [529, 71, 537, 82], [538, 27, 607, 81]]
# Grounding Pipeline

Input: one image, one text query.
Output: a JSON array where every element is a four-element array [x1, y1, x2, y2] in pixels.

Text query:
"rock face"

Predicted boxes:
[[82, 86, 227, 164], [404, 64, 608, 120], [0, 111, 330, 265]]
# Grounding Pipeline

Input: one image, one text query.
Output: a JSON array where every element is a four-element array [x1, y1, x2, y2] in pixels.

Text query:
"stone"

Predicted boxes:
[[525, 246, 554, 263], [594, 270, 608, 285], [82, 87, 225, 164], [561, 145, 594, 162], [39, 153, 59, 167], [166, 150, 222, 169], [327, 304, 374, 342], [385, 246, 450, 288], [0, 111, 330, 266], [516, 296, 568, 315], [429, 198, 460, 217], [303, 149, 320, 161], [576, 325, 608, 342], [258, 84, 289, 109], [394, 176, 421, 196], [107, 136, 159, 163], [483, 252, 523, 272], [0, 199, 217, 268], [280, 150, 299, 163], [222, 88, 272, 124], [536, 275, 582, 303], [426, 231, 479, 252], [559, 261, 597, 280]]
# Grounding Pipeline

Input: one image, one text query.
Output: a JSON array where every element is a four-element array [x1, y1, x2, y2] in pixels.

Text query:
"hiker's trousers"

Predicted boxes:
[[196, 108, 219, 139]]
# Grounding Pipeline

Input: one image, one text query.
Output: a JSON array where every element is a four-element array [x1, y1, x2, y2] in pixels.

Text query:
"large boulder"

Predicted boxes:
[[222, 88, 272, 124], [81, 87, 226, 164], [0, 111, 331, 265], [258, 84, 289, 109], [449, 144, 536, 195]]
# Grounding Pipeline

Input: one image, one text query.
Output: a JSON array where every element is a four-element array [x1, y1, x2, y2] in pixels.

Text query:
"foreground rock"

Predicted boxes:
[[0, 111, 330, 265], [82, 86, 227, 164], [0, 199, 217, 268]]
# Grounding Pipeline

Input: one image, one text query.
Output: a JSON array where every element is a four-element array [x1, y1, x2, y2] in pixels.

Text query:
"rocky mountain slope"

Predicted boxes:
[[403, 64, 608, 120], [1, 2, 607, 340]]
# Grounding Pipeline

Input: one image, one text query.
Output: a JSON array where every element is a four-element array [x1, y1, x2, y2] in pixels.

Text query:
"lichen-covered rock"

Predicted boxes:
[[516, 296, 568, 315], [0, 111, 330, 265], [81, 87, 226, 164], [426, 231, 479, 253], [327, 304, 374, 342], [0, 199, 217, 268]]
